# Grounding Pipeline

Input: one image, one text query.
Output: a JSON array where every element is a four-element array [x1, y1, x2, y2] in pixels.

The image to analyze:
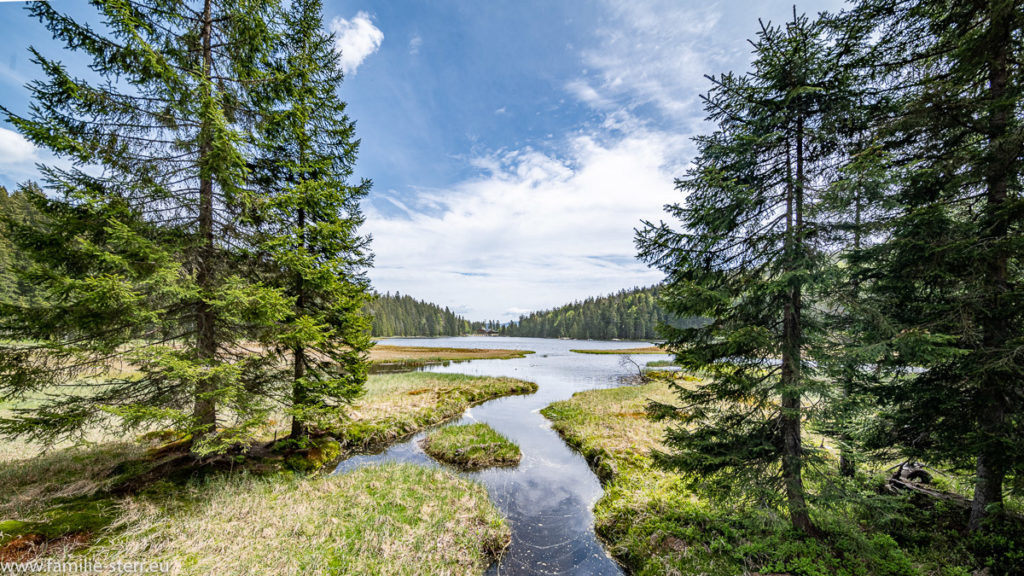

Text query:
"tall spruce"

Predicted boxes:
[[840, 0, 1024, 531], [0, 0, 290, 454], [251, 0, 372, 440], [637, 12, 852, 533]]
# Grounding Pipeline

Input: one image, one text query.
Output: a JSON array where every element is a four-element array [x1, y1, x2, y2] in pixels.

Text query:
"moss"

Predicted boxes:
[[285, 437, 343, 473], [421, 423, 521, 470], [0, 497, 116, 547], [0, 520, 30, 545]]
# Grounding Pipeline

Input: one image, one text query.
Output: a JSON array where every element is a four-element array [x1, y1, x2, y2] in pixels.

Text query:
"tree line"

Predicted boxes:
[[0, 0, 371, 454], [365, 292, 473, 337], [499, 286, 672, 340], [637, 0, 1022, 550]]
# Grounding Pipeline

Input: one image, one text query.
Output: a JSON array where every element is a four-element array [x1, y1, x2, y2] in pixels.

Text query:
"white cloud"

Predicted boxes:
[[329, 12, 383, 75], [0, 126, 41, 186], [365, 125, 689, 320], [572, 0, 727, 124], [0, 126, 36, 165], [408, 34, 422, 56]]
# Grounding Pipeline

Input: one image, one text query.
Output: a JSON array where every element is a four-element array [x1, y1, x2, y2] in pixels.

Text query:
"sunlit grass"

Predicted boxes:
[[83, 464, 508, 575]]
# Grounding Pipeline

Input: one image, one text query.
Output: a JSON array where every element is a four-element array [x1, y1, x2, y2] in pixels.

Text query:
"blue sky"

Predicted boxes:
[[0, 0, 846, 320]]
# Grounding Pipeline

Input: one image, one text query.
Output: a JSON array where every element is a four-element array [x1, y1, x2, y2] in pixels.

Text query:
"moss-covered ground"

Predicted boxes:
[[542, 375, 1021, 576]]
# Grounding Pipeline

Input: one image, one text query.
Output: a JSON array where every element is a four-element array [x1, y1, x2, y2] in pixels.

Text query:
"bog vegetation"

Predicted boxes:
[[0, 0, 1021, 574]]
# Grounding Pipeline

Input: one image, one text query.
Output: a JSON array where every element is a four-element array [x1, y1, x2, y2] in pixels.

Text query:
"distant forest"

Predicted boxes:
[[365, 292, 476, 337], [366, 287, 675, 340], [500, 286, 667, 340]]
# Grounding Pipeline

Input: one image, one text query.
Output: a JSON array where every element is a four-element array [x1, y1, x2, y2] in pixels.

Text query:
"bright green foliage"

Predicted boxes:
[[0, 0, 294, 454], [835, 0, 1024, 532], [249, 0, 372, 439], [636, 13, 856, 533], [502, 285, 673, 340]]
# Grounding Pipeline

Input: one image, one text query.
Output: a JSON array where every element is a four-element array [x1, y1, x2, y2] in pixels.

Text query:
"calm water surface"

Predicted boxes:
[[333, 336, 669, 576]]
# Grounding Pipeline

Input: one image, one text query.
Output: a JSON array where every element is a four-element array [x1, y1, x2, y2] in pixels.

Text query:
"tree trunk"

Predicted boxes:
[[781, 122, 813, 534], [839, 191, 862, 479], [192, 0, 217, 440], [290, 344, 308, 438], [970, 1, 1012, 532], [290, 203, 308, 439]]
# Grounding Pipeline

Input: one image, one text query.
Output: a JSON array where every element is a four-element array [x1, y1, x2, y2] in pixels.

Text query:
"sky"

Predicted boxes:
[[0, 0, 847, 321]]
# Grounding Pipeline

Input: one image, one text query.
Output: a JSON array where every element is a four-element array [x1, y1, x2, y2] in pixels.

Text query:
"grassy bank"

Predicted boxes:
[[369, 345, 532, 369], [421, 423, 521, 470], [570, 346, 664, 355], [1, 458, 507, 574], [85, 464, 508, 575], [542, 377, 1002, 576], [0, 371, 535, 571], [336, 372, 537, 455]]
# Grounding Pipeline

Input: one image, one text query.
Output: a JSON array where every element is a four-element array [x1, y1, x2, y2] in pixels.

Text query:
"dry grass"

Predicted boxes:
[[541, 376, 687, 467], [0, 371, 534, 571], [83, 464, 508, 575], [336, 373, 537, 453], [570, 346, 666, 355], [369, 345, 532, 365]]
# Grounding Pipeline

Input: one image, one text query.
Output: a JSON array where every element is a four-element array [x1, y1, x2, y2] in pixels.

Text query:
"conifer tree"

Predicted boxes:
[[839, 0, 1024, 531], [251, 0, 372, 439], [0, 0, 289, 454], [636, 13, 853, 533]]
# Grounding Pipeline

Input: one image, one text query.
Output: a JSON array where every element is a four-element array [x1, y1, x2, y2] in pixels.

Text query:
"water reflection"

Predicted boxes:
[[334, 337, 670, 576]]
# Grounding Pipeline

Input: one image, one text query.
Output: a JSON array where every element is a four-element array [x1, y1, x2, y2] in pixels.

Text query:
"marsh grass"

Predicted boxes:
[[84, 464, 509, 575], [369, 345, 532, 367], [0, 372, 533, 569], [541, 375, 990, 576], [421, 423, 521, 470], [570, 346, 665, 355], [335, 372, 537, 454]]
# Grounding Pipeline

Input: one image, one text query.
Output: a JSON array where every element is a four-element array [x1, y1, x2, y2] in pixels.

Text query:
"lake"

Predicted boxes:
[[334, 336, 670, 576]]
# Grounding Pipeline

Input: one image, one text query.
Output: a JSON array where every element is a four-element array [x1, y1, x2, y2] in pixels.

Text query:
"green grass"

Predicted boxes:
[[541, 376, 1001, 576], [644, 359, 677, 367], [0, 371, 535, 568], [421, 423, 521, 470], [83, 464, 508, 575]]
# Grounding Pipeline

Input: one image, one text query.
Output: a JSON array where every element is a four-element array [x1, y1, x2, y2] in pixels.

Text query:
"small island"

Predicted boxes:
[[421, 423, 522, 470]]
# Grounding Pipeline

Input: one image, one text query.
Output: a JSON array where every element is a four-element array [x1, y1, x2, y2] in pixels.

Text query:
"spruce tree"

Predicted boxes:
[[251, 0, 372, 440], [0, 0, 289, 454], [840, 0, 1024, 531], [636, 13, 852, 533]]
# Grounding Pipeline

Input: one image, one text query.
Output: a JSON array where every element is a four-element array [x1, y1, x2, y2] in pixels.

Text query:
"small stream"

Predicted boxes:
[[333, 336, 669, 576]]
